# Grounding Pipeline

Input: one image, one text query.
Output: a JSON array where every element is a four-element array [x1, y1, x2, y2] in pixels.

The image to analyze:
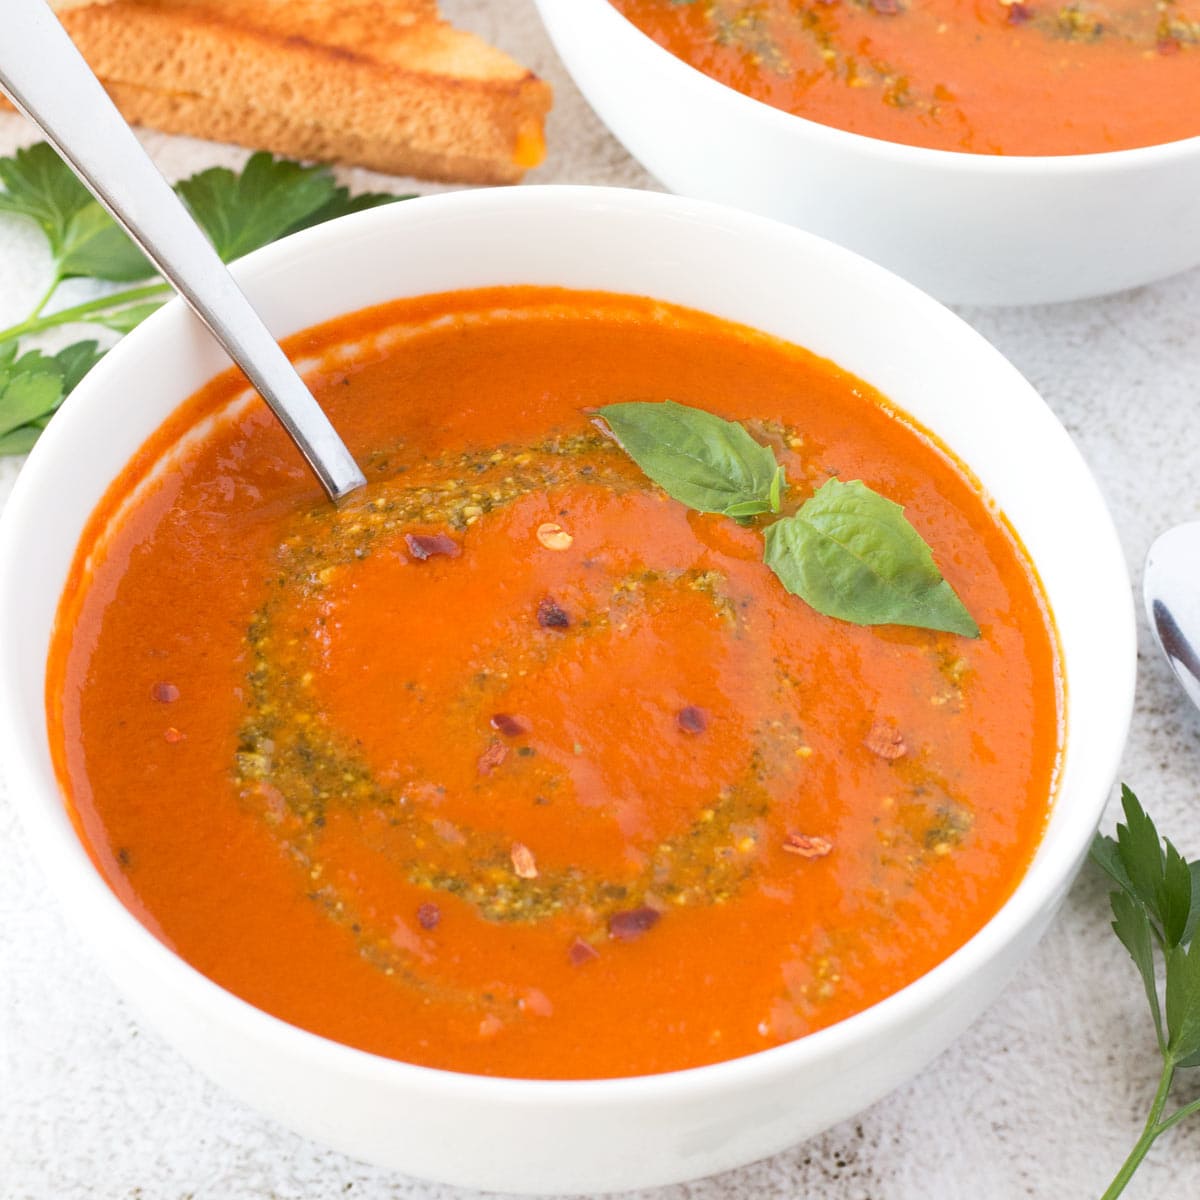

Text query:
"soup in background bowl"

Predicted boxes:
[[535, 0, 1200, 305], [0, 187, 1134, 1193], [610, 0, 1200, 157]]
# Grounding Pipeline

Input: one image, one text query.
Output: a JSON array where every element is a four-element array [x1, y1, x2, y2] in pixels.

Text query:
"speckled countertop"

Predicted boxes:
[[3, 3, 1200, 1198]]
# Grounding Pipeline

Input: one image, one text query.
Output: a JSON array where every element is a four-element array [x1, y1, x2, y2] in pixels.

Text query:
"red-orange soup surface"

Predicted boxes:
[[48, 288, 1060, 1079], [610, 0, 1200, 155]]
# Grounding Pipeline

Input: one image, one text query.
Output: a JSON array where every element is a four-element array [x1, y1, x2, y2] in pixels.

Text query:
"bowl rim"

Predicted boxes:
[[555, 0, 1200, 173], [0, 183, 1136, 1108]]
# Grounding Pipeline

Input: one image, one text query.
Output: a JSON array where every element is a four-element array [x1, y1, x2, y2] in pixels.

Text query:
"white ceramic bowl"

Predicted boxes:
[[535, 0, 1200, 306], [0, 188, 1134, 1193]]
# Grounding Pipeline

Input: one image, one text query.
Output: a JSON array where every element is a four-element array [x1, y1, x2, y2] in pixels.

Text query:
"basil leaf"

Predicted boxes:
[[597, 400, 784, 518], [763, 478, 979, 637], [768, 463, 784, 512]]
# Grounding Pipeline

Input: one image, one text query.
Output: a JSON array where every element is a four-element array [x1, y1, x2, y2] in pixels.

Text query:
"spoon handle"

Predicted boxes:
[[0, 0, 366, 501]]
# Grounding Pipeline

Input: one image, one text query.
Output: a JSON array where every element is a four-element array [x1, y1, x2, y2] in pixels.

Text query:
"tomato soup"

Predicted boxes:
[[610, 0, 1200, 155], [47, 288, 1060, 1079]]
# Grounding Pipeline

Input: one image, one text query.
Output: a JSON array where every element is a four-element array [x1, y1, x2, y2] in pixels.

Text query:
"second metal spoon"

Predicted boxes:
[[1145, 520, 1200, 714], [0, 0, 366, 502]]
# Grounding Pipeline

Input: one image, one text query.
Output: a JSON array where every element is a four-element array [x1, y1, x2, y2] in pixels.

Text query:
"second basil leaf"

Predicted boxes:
[[763, 478, 980, 637], [597, 400, 784, 518]]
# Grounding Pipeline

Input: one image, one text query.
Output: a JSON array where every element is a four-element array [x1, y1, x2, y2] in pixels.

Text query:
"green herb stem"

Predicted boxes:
[[1147, 1054, 1177, 1129], [28, 271, 63, 321], [1155, 1093, 1200, 1135], [0, 281, 172, 348], [1100, 1057, 1177, 1200]]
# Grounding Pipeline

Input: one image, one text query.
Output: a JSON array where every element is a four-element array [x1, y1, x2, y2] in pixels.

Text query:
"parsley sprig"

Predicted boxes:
[[0, 143, 409, 455], [1091, 785, 1200, 1198]]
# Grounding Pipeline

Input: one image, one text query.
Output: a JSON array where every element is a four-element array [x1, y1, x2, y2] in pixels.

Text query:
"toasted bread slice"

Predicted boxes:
[[19, 0, 551, 183]]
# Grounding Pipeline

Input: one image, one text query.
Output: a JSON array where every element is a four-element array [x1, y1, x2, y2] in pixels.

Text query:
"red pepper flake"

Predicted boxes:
[[676, 705, 707, 734], [1006, 2, 1033, 22], [163, 726, 186, 744], [568, 937, 600, 966], [608, 906, 661, 941], [416, 902, 441, 930], [404, 533, 460, 561], [865, 720, 907, 760], [511, 841, 539, 879], [783, 832, 834, 859], [537, 597, 570, 629], [477, 741, 508, 776], [1158, 35, 1182, 54], [151, 681, 180, 703], [490, 712, 528, 737], [872, 0, 899, 14]]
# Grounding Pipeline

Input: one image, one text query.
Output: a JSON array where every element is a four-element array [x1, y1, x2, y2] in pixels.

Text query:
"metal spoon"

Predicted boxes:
[[0, 0, 365, 502], [1144, 521, 1200, 712]]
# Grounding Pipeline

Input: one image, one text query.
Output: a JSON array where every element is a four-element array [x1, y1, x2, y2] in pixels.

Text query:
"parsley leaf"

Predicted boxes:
[[1183, 862, 1200, 944], [52, 340, 105, 395], [1091, 830, 1135, 896], [0, 341, 105, 453], [284, 185, 412, 237], [58, 202, 154, 282], [177, 151, 343, 262], [1105, 783, 1193, 950], [1091, 785, 1200, 1198], [0, 425, 45, 456], [1166, 939, 1200, 1065], [0, 348, 64, 452], [0, 143, 153, 281], [1111, 888, 1164, 1050], [0, 142, 90, 252], [91, 302, 167, 335]]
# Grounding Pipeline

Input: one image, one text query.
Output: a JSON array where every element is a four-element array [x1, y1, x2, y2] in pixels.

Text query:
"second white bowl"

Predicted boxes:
[[536, 0, 1200, 306]]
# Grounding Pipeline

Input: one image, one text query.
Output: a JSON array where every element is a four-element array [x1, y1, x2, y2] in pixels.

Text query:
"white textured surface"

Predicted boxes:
[[3, 3, 1200, 1198]]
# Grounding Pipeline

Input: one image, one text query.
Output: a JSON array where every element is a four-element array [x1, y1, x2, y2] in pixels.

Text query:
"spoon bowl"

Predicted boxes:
[[1145, 521, 1200, 713]]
